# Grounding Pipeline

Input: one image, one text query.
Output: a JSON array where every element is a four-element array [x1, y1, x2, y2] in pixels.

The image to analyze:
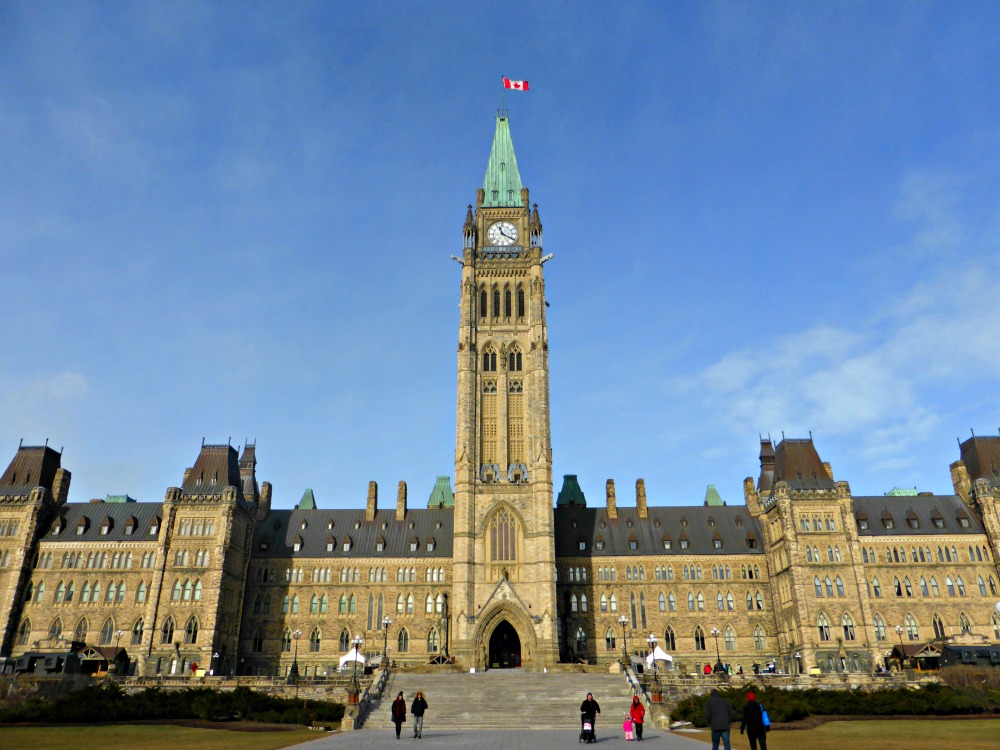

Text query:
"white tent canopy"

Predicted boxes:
[[645, 645, 673, 667], [338, 650, 366, 668]]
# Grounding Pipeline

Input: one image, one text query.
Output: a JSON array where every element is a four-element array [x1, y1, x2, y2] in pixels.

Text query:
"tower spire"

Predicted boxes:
[[482, 115, 524, 208]]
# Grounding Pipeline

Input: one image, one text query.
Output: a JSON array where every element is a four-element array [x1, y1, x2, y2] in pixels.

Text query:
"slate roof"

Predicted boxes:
[[0, 445, 63, 497], [959, 436, 1000, 488], [553, 505, 763, 557], [181, 444, 243, 498], [253, 508, 454, 559], [770, 438, 834, 491], [852, 494, 985, 537], [40, 501, 163, 543]]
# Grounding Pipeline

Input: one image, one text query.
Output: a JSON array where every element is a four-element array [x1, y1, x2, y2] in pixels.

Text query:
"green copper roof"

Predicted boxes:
[[704, 484, 725, 507], [482, 116, 524, 208], [557, 475, 587, 507], [885, 487, 918, 496], [105, 494, 136, 503], [427, 476, 454, 508], [297, 488, 317, 509]]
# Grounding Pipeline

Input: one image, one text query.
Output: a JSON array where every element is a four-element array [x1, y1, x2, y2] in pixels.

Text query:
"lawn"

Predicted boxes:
[[0, 723, 318, 750], [685, 718, 1000, 750]]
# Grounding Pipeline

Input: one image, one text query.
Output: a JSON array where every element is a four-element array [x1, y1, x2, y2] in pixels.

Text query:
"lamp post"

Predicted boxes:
[[351, 635, 363, 702], [895, 625, 905, 672], [111, 629, 124, 675], [794, 651, 803, 675], [618, 615, 629, 664], [289, 628, 302, 691], [647, 633, 660, 702], [710, 627, 723, 674], [211, 652, 219, 676], [382, 616, 392, 669]]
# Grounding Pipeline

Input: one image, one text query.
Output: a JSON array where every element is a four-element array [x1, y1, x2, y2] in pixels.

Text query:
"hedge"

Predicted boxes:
[[670, 682, 1000, 726], [0, 683, 345, 726]]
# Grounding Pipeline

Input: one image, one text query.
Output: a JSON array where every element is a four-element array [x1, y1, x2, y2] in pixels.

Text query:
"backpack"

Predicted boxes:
[[760, 705, 771, 729]]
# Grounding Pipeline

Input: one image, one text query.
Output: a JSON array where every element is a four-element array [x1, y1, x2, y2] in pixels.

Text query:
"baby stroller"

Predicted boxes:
[[579, 713, 597, 743]]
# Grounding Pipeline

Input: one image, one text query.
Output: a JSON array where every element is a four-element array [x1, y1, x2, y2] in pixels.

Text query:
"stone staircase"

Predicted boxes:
[[362, 669, 637, 730]]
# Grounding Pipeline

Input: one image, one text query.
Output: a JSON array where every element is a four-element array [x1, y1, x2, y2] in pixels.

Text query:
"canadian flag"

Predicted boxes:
[[502, 77, 529, 91]]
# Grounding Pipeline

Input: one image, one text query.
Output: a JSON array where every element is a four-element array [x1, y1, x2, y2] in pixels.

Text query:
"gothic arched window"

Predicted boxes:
[[488, 507, 519, 562]]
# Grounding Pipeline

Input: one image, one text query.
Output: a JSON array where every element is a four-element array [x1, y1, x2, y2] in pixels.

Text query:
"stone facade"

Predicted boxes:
[[2, 116, 999, 677]]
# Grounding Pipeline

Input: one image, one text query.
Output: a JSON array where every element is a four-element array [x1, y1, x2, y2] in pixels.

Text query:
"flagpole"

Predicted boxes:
[[500, 74, 505, 117]]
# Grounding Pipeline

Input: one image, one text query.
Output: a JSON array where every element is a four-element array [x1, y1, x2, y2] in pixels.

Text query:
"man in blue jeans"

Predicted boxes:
[[704, 689, 734, 750]]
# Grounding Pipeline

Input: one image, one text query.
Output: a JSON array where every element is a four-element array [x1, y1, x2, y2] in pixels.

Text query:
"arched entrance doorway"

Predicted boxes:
[[488, 620, 521, 669]]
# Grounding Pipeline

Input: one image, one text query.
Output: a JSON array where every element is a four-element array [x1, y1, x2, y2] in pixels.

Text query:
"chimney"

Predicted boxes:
[[396, 481, 408, 521], [366, 481, 378, 522], [636, 479, 647, 519], [52, 467, 71, 507], [257, 481, 272, 521], [950, 461, 971, 503], [606, 479, 617, 520]]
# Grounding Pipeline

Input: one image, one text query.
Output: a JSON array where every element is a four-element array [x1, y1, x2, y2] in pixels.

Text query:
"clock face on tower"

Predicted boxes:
[[487, 221, 518, 247]]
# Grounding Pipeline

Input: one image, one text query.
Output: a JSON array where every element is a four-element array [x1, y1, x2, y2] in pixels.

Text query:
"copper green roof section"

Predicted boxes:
[[296, 488, 317, 510], [482, 116, 524, 208], [105, 494, 136, 503], [885, 487, 918, 496], [704, 484, 725, 507], [427, 476, 454, 508], [557, 475, 586, 507]]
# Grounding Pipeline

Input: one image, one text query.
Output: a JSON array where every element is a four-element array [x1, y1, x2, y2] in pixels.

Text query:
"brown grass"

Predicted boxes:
[[0, 723, 317, 750]]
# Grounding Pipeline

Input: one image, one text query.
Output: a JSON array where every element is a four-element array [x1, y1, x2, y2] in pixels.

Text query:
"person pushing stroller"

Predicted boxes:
[[579, 692, 601, 743]]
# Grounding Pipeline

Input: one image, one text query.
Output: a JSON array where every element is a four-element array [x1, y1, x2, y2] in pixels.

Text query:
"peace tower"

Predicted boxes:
[[450, 115, 559, 668]]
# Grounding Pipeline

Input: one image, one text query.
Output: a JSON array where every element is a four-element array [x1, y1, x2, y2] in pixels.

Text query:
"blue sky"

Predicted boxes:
[[3, 2, 1000, 510]]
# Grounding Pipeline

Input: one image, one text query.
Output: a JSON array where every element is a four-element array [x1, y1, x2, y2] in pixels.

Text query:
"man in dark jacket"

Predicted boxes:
[[580, 692, 601, 734], [410, 691, 428, 738], [739, 691, 767, 750], [704, 689, 734, 750]]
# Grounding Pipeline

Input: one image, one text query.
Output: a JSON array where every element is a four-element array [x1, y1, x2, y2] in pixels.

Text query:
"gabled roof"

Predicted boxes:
[[482, 116, 524, 208], [0, 444, 63, 497], [853, 494, 984, 537], [40, 501, 163, 544], [253, 508, 453, 559], [553, 505, 763, 557]]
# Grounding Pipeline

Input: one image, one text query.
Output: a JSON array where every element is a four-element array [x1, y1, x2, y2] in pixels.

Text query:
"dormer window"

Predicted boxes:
[[426, 537, 436, 552], [746, 534, 757, 549], [857, 513, 869, 530], [882, 513, 895, 530], [293, 535, 303, 552], [76, 517, 89, 535], [409, 537, 419, 553], [578, 540, 587, 551], [259, 541, 269, 552], [327, 519, 335, 530], [376, 536, 385, 553], [713, 538, 723, 550], [958, 516, 970, 528], [653, 518, 661, 528], [680, 517, 688, 528], [343, 535, 353, 552], [662, 536, 672, 550], [354, 521, 361, 530], [51, 517, 65, 536], [124, 516, 137, 535], [679, 539, 689, 550], [300, 520, 308, 531], [628, 535, 638, 551], [595, 539, 605, 551], [149, 517, 160, 535], [707, 518, 716, 527], [932, 516, 945, 529]]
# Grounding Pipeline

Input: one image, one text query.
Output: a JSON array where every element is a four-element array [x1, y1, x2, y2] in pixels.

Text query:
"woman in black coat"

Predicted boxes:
[[739, 691, 768, 750], [391, 691, 407, 739]]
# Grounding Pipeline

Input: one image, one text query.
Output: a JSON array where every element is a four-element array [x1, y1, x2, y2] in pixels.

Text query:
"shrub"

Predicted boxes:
[[669, 683, 1000, 725], [0, 684, 344, 726]]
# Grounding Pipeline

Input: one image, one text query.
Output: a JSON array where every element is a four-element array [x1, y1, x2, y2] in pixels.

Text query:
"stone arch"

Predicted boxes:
[[473, 600, 536, 670]]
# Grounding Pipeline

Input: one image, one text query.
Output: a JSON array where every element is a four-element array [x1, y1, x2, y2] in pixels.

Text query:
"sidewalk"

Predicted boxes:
[[297, 727, 714, 750]]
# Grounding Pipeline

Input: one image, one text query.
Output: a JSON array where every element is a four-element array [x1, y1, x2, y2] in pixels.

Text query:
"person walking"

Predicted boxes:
[[390, 691, 406, 739], [629, 695, 646, 741], [410, 690, 428, 738], [704, 688, 734, 750], [580, 692, 602, 738], [739, 691, 768, 750]]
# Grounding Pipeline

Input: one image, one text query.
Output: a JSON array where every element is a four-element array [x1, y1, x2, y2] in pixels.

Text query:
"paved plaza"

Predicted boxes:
[[299, 728, 714, 750]]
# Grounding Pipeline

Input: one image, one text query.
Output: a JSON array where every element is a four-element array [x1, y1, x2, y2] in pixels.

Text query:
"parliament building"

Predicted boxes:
[[2, 116, 999, 678]]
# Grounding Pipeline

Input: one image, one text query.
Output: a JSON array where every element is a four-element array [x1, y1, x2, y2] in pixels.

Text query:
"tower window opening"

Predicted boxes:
[[504, 288, 512, 318], [480, 289, 487, 319], [493, 288, 500, 317], [517, 288, 525, 317]]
